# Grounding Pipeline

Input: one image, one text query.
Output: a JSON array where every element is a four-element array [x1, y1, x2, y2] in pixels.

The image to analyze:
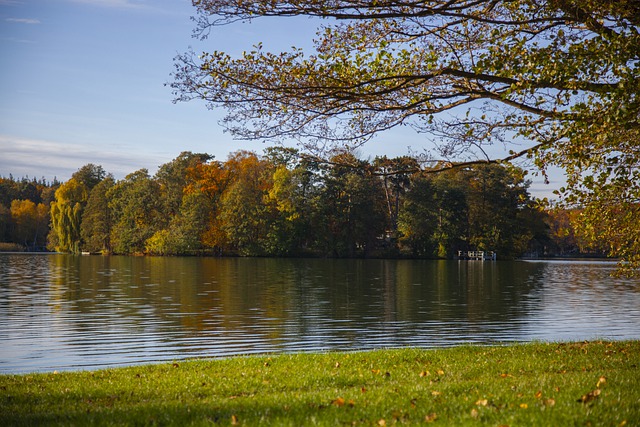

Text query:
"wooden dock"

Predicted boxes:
[[457, 250, 497, 261]]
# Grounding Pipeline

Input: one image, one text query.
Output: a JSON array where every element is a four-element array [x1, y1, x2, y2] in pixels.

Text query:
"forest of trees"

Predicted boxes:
[[0, 150, 595, 259]]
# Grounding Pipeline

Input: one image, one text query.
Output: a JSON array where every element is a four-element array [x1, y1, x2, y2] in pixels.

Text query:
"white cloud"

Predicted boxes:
[[0, 36, 36, 43], [67, 0, 148, 9], [0, 135, 166, 181], [5, 18, 40, 24]]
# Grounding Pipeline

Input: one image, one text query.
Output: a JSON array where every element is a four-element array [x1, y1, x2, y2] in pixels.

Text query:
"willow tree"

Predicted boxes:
[[173, 0, 640, 271], [49, 178, 87, 253]]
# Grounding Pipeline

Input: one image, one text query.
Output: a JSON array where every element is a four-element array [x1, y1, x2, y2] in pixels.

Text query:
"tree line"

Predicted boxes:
[[0, 149, 597, 259], [0, 175, 59, 251]]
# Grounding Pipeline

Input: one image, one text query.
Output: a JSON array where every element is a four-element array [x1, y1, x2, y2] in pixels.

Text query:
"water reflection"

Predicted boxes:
[[0, 254, 639, 373]]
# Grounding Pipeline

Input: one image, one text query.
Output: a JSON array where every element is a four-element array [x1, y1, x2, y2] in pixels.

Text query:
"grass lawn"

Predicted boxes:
[[1, 341, 638, 426]]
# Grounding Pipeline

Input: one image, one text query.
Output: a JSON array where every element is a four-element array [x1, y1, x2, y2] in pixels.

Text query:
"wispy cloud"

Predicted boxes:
[[5, 17, 40, 24], [0, 36, 36, 43], [0, 135, 165, 181], [67, 0, 149, 10]]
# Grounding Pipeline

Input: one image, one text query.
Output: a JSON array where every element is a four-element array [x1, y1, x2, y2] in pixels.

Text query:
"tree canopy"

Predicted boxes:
[[172, 0, 640, 272]]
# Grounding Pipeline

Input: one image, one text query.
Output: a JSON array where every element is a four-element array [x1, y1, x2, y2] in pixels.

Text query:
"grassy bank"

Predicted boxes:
[[1, 341, 638, 426]]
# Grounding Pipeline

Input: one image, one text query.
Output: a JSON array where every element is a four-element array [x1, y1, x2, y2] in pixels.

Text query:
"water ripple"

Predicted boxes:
[[1, 255, 639, 373]]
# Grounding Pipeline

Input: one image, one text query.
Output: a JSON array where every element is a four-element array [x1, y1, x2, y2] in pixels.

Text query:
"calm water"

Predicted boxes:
[[1, 254, 639, 373]]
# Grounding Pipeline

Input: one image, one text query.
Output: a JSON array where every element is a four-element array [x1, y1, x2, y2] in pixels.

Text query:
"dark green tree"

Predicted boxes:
[[108, 169, 162, 254], [80, 176, 115, 254], [373, 156, 420, 237], [314, 153, 387, 257], [72, 164, 106, 192], [462, 164, 537, 258], [398, 177, 440, 257]]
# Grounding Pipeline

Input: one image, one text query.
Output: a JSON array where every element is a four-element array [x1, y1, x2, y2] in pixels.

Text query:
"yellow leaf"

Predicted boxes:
[[437, 369, 445, 375], [431, 391, 441, 396], [535, 390, 543, 399], [475, 399, 488, 406], [578, 388, 601, 403], [597, 376, 607, 388], [425, 413, 438, 423], [520, 403, 528, 409], [419, 370, 430, 377], [378, 419, 387, 426], [470, 408, 479, 419], [332, 397, 345, 407], [231, 414, 239, 425]]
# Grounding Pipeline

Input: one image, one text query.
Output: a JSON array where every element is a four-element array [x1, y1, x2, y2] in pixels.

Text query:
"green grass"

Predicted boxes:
[[1, 341, 638, 426]]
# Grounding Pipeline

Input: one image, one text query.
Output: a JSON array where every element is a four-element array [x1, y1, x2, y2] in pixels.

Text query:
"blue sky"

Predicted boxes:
[[0, 0, 560, 197]]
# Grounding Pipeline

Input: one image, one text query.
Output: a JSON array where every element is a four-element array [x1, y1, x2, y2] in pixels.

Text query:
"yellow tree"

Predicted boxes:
[[49, 179, 87, 253], [10, 199, 49, 249]]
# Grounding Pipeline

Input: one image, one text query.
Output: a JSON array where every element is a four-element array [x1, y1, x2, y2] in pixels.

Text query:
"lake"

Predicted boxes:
[[1, 254, 639, 374]]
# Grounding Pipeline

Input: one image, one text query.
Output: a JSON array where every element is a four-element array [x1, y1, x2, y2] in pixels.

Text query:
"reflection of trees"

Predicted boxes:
[[45, 255, 548, 349], [358, 259, 545, 324]]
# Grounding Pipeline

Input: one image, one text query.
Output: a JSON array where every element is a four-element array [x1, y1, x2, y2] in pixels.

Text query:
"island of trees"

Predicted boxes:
[[0, 150, 600, 260]]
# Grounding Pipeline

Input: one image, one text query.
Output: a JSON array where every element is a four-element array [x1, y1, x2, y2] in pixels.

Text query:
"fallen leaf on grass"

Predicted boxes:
[[425, 413, 438, 423], [378, 419, 386, 426], [471, 408, 479, 419], [419, 370, 430, 377], [475, 399, 488, 406], [519, 403, 528, 409], [231, 414, 239, 425], [431, 391, 441, 396], [597, 376, 606, 388], [332, 397, 345, 407], [535, 390, 543, 399], [578, 388, 601, 403]]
